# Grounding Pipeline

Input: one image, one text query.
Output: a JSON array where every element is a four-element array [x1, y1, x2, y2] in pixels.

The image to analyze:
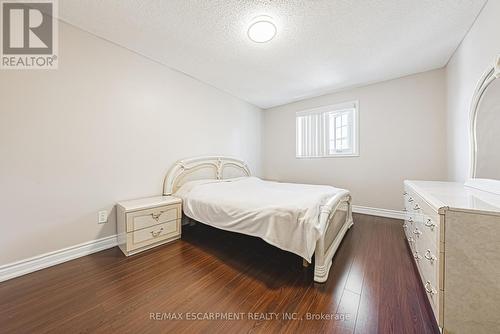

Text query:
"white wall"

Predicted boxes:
[[262, 69, 447, 211], [446, 0, 500, 182], [0, 22, 262, 265]]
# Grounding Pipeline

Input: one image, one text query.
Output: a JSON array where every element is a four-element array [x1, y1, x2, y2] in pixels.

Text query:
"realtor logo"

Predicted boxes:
[[1, 0, 58, 69]]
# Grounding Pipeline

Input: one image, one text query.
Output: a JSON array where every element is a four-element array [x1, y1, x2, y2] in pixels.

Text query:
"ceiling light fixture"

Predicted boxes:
[[247, 17, 277, 43]]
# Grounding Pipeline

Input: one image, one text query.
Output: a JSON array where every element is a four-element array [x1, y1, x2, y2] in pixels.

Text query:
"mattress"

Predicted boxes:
[[175, 177, 349, 261]]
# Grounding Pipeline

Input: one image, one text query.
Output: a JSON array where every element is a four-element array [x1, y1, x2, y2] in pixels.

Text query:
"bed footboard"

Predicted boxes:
[[313, 195, 353, 283]]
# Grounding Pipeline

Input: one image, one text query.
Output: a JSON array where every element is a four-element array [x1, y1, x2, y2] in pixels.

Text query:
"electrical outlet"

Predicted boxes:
[[98, 210, 108, 224]]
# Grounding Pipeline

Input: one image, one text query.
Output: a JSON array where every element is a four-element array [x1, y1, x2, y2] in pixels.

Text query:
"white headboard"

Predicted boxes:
[[163, 156, 251, 195]]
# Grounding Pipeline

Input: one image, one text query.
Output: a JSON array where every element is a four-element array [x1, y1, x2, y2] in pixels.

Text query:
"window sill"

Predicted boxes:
[[295, 154, 360, 159]]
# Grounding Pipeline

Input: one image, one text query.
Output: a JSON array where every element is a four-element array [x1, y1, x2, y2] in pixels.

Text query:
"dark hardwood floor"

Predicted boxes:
[[0, 214, 438, 334]]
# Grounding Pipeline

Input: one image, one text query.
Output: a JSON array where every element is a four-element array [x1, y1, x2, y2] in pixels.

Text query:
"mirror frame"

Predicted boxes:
[[469, 55, 500, 179]]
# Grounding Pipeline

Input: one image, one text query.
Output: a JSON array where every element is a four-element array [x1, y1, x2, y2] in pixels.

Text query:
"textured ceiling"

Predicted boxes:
[[60, 0, 487, 108]]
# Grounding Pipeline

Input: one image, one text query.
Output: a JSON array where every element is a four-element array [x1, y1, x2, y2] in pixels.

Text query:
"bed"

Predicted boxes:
[[163, 156, 353, 283]]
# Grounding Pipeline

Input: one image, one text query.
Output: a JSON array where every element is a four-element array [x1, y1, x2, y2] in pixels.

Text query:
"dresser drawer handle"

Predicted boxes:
[[407, 237, 414, 243], [413, 228, 422, 236], [403, 191, 408, 196], [150, 227, 164, 238], [403, 223, 408, 229], [424, 249, 436, 263], [424, 219, 436, 230], [413, 251, 422, 260], [413, 204, 421, 210], [408, 197, 414, 202], [424, 281, 437, 295], [408, 217, 414, 223]]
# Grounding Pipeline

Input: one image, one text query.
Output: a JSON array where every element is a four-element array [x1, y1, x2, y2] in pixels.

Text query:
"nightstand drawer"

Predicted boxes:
[[127, 219, 180, 252], [126, 204, 181, 232]]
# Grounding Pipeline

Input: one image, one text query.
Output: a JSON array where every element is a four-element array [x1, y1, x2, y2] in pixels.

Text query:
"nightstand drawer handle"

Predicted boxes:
[[413, 204, 421, 210], [408, 217, 414, 223], [424, 281, 437, 295], [424, 249, 436, 263], [424, 219, 435, 230], [151, 212, 164, 221], [408, 197, 414, 202], [413, 251, 422, 260], [413, 228, 422, 236], [150, 227, 164, 238]]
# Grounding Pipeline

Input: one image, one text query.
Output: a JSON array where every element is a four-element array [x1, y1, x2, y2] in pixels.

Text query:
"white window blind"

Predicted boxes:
[[296, 101, 359, 158]]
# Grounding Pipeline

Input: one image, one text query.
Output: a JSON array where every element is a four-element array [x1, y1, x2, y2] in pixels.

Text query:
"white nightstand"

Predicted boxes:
[[116, 196, 182, 256]]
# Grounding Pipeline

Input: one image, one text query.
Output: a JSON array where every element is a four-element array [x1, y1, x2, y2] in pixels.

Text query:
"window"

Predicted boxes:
[[296, 101, 359, 158]]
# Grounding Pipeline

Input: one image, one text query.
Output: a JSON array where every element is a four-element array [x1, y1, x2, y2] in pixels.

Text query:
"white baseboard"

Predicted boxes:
[[352, 205, 405, 220], [0, 234, 118, 283]]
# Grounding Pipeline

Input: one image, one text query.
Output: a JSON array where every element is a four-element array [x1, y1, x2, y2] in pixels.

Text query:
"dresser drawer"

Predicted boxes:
[[407, 236, 416, 253], [404, 215, 416, 252], [418, 261, 440, 321], [417, 222, 439, 254], [417, 245, 439, 286], [404, 211, 422, 246], [423, 278, 440, 320], [408, 215, 428, 253], [405, 193, 420, 213], [126, 204, 181, 232], [420, 214, 439, 238], [403, 220, 412, 241], [126, 219, 180, 252]]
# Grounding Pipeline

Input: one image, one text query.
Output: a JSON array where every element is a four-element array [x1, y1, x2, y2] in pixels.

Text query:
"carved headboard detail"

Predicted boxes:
[[163, 156, 251, 195]]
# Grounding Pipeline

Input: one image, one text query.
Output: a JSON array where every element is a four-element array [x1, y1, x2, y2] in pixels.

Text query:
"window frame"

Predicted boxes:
[[295, 101, 359, 158]]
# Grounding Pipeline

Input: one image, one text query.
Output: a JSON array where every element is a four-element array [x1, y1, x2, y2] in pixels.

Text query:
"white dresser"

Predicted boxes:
[[403, 180, 500, 334], [117, 196, 182, 256]]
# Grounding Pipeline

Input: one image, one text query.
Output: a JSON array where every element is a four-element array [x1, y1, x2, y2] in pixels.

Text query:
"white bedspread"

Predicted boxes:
[[175, 177, 349, 261]]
